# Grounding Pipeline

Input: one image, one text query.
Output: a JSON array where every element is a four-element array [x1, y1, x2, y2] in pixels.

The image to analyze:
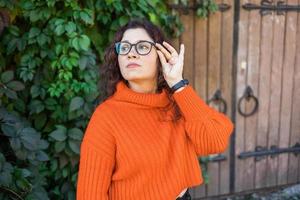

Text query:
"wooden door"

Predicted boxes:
[[171, 0, 235, 198], [171, 0, 300, 198], [235, 0, 300, 193]]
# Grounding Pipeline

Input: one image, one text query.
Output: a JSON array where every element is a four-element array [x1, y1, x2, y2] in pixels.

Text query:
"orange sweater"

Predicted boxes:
[[76, 80, 234, 200]]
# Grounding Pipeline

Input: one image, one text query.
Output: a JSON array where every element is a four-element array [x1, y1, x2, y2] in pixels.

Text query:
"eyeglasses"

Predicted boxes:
[[115, 40, 156, 55]]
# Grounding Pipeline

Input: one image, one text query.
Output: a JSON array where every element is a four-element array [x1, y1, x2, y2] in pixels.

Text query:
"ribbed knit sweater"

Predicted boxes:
[[76, 80, 234, 200]]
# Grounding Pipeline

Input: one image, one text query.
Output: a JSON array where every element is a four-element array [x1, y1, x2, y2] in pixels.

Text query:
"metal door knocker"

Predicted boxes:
[[207, 89, 227, 114], [237, 86, 259, 117]]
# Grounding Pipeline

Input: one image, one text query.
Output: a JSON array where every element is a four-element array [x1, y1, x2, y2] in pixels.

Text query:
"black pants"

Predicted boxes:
[[176, 188, 191, 200]]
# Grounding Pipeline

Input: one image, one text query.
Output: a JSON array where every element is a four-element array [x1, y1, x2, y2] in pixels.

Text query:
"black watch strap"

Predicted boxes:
[[171, 79, 189, 93]]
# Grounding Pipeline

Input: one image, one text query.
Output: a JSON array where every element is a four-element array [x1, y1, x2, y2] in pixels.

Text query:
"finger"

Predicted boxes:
[[157, 50, 170, 74], [162, 41, 178, 56], [155, 43, 172, 61], [157, 50, 167, 66], [179, 44, 185, 60]]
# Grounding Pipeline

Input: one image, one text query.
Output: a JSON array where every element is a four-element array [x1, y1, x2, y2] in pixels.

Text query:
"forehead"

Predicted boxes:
[[121, 28, 154, 43]]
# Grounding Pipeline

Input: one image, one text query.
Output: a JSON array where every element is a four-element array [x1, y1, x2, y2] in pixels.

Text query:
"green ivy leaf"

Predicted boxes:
[[20, 1, 35, 10], [29, 100, 45, 114], [14, 98, 26, 113], [1, 71, 14, 83], [6, 38, 18, 54], [8, 25, 20, 37], [55, 141, 66, 153], [45, 98, 57, 110], [68, 139, 80, 154], [37, 33, 49, 46], [4, 89, 17, 99], [9, 138, 21, 150], [69, 51, 79, 59], [7, 81, 25, 91], [34, 113, 47, 130], [19, 127, 40, 151], [29, 27, 41, 38], [119, 16, 128, 26], [46, 0, 56, 7], [38, 140, 49, 150], [16, 178, 31, 190], [79, 35, 90, 51], [80, 10, 94, 25], [54, 24, 65, 36], [50, 160, 58, 172], [20, 67, 35, 82], [71, 37, 80, 51], [62, 167, 68, 178], [30, 85, 40, 98], [21, 169, 31, 178], [65, 21, 76, 34], [49, 125, 67, 142], [78, 56, 88, 70], [36, 151, 49, 161], [1, 124, 16, 138], [69, 96, 84, 112], [68, 128, 83, 140], [0, 171, 12, 186]]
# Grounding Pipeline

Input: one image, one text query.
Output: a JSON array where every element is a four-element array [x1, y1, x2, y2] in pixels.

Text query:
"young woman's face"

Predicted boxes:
[[117, 28, 158, 83]]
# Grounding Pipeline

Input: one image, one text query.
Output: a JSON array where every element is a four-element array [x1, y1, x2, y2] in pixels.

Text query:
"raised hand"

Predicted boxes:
[[155, 41, 185, 88]]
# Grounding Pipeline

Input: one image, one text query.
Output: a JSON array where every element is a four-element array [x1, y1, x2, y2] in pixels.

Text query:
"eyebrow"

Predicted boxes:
[[121, 40, 154, 43]]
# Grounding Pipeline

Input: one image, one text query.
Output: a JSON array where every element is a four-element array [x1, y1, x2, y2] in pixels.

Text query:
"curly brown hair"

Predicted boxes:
[[98, 18, 182, 122]]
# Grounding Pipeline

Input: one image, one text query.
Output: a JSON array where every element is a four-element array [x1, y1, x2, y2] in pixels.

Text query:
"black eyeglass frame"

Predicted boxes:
[[115, 40, 156, 55]]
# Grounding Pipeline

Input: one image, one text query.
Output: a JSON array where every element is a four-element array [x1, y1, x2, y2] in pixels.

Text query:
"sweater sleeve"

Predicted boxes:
[[173, 85, 234, 156], [76, 107, 116, 200]]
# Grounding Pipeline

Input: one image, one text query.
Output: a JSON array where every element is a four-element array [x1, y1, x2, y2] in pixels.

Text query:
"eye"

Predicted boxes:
[[138, 43, 150, 50], [120, 44, 130, 51], [121, 46, 128, 50]]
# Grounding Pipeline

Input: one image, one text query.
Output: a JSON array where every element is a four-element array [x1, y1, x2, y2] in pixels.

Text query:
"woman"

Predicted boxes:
[[76, 18, 234, 200]]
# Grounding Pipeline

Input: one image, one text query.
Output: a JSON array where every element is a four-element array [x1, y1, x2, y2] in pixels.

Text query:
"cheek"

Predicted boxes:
[[118, 56, 127, 69], [145, 53, 158, 70]]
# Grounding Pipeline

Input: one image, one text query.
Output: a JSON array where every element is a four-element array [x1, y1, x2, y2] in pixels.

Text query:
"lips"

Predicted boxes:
[[126, 62, 141, 68]]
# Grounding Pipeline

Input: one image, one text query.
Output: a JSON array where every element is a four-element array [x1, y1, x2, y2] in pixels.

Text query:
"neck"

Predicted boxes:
[[127, 79, 158, 94]]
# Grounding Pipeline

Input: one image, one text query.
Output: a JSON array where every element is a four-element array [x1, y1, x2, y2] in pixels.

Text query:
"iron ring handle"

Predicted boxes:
[[238, 86, 259, 117], [207, 89, 227, 114]]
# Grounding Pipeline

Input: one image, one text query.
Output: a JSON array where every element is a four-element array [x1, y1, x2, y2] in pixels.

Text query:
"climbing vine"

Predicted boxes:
[[0, 0, 217, 199]]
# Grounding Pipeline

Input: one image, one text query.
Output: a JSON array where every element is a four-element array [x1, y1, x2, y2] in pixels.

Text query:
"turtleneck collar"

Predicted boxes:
[[111, 80, 170, 108]]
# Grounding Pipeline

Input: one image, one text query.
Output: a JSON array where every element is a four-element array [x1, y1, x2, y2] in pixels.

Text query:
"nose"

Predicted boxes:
[[127, 46, 139, 58]]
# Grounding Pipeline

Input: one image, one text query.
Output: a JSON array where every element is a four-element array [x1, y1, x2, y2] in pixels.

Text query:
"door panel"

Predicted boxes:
[[170, 0, 300, 198]]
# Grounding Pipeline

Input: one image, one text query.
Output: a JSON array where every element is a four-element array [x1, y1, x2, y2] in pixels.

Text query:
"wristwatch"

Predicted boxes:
[[171, 79, 189, 93]]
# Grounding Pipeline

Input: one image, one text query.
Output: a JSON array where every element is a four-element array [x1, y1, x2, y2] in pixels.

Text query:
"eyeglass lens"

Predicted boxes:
[[116, 41, 153, 55]]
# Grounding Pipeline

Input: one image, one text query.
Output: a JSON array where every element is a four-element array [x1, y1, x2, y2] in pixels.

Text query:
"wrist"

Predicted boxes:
[[174, 86, 186, 93], [168, 78, 184, 88], [170, 79, 189, 93]]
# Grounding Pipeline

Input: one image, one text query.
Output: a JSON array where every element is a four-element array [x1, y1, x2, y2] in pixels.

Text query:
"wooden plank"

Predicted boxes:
[[206, 0, 222, 196], [288, 0, 300, 184], [178, 0, 200, 198], [266, 7, 285, 188], [169, 0, 180, 51], [167, 0, 180, 65], [194, 6, 208, 100], [298, 0, 300, 184], [180, 0, 195, 87], [193, 4, 209, 199], [277, 0, 298, 186], [254, 4, 274, 190], [219, 0, 234, 195], [170, 38, 180, 53], [244, 0, 261, 191], [234, 0, 249, 193]]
